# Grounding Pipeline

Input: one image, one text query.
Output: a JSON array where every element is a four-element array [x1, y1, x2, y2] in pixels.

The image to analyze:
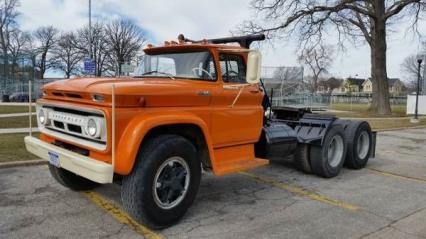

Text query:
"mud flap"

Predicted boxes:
[[370, 131, 377, 158]]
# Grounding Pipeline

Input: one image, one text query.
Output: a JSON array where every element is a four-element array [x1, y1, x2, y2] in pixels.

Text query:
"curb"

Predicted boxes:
[[0, 159, 47, 169], [375, 125, 426, 132]]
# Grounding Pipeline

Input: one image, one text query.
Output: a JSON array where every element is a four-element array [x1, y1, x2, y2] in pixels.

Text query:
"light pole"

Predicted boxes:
[[89, 0, 92, 60], [411, 57, 422, 123]]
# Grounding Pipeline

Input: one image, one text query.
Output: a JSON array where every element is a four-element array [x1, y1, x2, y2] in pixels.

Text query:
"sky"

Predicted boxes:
[[18, 0, 426, 80]]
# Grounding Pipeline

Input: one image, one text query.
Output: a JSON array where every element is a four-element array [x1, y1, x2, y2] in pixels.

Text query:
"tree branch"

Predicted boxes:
[[385, 0, 423, 19]]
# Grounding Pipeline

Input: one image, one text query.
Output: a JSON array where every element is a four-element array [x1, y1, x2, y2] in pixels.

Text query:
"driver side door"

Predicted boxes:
[[210, 52, 264, 147]]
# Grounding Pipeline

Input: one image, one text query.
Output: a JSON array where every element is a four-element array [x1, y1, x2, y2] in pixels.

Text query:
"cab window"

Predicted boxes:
[[219, 54, 246, 83], [136, 51, 216, 81]]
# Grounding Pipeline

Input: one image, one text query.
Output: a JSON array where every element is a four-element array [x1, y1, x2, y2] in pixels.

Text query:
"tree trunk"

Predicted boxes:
[[369, 38, 377, 110], [313, 75, 318, 93], [369, 0, 391, 115], [2, 51, 8, 90]]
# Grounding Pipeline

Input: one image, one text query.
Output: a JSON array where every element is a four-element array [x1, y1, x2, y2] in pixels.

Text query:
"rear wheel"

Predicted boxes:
[[48, 165, 99, 191], [310, 125, 346, 178], [344, 121, 372, 169], [121, 134, 201, 229], [294, 144, 312, 173]]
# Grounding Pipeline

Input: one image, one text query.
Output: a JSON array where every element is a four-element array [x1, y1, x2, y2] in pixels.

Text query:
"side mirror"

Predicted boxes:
[[246, 50, 262, 84]]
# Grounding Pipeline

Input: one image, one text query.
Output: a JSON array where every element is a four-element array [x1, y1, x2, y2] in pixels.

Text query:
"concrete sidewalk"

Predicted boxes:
[[0, 112, 36, 118], [0, 128, 39, 134], [0, 102, 36, 106]]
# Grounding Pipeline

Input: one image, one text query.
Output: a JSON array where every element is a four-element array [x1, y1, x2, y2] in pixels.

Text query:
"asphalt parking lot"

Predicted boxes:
[[1, 128, 425, 239]]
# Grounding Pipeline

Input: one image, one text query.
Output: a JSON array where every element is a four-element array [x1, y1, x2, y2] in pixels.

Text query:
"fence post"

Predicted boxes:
[[28, 80, 32, 136]]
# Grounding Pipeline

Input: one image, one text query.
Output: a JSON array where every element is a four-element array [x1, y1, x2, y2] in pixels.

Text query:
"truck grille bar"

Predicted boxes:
[[37, 104, 107, 151]]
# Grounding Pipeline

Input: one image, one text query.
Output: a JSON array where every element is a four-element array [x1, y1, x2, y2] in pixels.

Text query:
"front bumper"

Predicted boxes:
[[25, 136, 113, 184]]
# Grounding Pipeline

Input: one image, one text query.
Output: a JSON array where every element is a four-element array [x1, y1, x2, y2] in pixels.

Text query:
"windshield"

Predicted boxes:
[[135, 51, 216, 81]]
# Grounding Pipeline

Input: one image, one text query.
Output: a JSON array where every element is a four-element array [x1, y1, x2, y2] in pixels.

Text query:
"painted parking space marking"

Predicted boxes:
[[82, 191, 163, 239], [239, 171, 359, 211], [367, 168, 426, 183]]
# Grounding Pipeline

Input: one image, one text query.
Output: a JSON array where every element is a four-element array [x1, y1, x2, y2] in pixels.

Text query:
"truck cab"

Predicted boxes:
[[25, 34, 375, 229]]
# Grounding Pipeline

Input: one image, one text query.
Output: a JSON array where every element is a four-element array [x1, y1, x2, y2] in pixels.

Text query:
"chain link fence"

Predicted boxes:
[[0, 61, 408, 108], [262, 66, 332, 109], [261, 66, 406, 110], [0, 54, 51, 102]]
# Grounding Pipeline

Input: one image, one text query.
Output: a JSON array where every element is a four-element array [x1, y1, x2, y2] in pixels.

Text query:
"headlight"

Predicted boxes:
[[86, 118, 100, 138], [38, 108, 48, 125]]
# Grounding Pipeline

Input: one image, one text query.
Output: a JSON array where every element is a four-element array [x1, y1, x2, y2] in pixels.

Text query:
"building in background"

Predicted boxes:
[[363, 78, 405, 96], [335, 78, 365, 94]]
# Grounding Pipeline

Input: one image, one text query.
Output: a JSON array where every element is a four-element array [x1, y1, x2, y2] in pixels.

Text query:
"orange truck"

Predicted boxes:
[[25, 34, 376, 229]]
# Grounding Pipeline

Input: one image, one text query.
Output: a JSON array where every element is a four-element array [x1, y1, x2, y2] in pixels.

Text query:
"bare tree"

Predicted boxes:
[[319, 77, 343, 95], [8, 29, 31, 78], [303, 75, 316, 93], [53, 32, 84, 78], [272, 66, 304, 96], [241, 0, 426, 115], [33, 26, 59, 78], [75, 22, 109, 76], [401, 54, 424, 90], [298, 45, 333, 93], [104, 19, 145, 76], [0, 0, 19, 89]]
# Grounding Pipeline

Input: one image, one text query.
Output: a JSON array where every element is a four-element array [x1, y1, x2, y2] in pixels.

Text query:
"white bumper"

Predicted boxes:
[[25, 136, 113, 184]]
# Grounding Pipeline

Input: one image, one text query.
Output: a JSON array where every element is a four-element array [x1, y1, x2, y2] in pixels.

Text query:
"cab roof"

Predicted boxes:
[[143, 43, 246, 54], [144, 33, 265, 54]]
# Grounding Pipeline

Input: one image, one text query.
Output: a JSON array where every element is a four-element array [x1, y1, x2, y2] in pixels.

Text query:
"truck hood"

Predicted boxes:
[[42, 77, 214, 107]]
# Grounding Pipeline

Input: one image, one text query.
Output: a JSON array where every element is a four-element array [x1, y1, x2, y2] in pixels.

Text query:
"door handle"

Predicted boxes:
[[197, 90, 210, 96], [250, 90, 260, 94]]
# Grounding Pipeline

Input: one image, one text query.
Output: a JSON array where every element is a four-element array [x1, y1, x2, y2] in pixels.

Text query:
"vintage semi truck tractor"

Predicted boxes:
[[25, 34, 376, 229]]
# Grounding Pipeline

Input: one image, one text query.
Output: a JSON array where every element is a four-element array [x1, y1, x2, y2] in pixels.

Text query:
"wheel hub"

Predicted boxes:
[[153, 156, 190, 209], [327, 135, 344, 167], [357, 131, 370, 159]]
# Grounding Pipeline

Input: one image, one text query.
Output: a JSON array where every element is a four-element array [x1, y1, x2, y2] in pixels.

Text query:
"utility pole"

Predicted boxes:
[[89, 0, 92, 61], [422, 41, 426, 95], [411, 57, 422, 123]]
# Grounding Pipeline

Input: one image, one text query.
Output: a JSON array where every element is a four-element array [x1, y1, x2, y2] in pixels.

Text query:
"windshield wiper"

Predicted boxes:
[[137, 70, 175, 80]]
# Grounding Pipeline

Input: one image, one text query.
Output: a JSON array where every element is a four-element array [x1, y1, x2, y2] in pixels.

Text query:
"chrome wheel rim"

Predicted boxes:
[[357, 131, 370, 159], [327, 135, 344, 167], [153, 156, 190, 210]]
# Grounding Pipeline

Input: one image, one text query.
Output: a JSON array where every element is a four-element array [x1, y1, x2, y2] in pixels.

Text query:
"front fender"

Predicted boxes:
[[115, 111, 215, 175]]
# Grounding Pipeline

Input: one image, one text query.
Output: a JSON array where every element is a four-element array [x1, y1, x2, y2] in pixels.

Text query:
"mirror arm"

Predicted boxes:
[[230, 85, 246, 108]]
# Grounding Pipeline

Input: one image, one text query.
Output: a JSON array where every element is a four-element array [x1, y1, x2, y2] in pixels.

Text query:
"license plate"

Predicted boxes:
[[48, 151, 60, 167]]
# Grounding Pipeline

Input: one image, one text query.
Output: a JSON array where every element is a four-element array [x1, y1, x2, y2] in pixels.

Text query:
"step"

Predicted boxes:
[[214, 158, 269, 176]]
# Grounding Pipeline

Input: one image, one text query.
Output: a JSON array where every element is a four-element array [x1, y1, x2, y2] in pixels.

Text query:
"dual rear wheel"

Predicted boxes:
[[295, 120, 373, 178]]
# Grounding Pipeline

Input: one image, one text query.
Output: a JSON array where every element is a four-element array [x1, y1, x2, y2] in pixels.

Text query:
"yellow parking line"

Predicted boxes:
[[367, 168, 426, 183], [239, 171, 359, 211], [82, 191, 163, 239]]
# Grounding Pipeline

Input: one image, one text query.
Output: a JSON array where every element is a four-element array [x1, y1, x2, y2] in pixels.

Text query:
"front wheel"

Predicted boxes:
[[310, 125, 347, 178], [121, 134, 201, 229], [48, 165, 100, 191]]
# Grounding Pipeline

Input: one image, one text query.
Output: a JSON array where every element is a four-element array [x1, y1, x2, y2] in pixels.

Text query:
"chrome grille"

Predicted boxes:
[[37, 104, 107, 151]]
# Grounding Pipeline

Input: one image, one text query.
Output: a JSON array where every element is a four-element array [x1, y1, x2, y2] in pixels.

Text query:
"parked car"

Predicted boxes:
[[9, 92, 39, 102]]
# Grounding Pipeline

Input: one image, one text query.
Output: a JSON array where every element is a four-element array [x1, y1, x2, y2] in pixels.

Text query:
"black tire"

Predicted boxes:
[[310, 125, 347, 178], [294, 144, 312, 173], [48, 164, 100, 191], [121, 134, 201, 229], [343, 121, 372, 169], [333, 119, 350, 130]]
